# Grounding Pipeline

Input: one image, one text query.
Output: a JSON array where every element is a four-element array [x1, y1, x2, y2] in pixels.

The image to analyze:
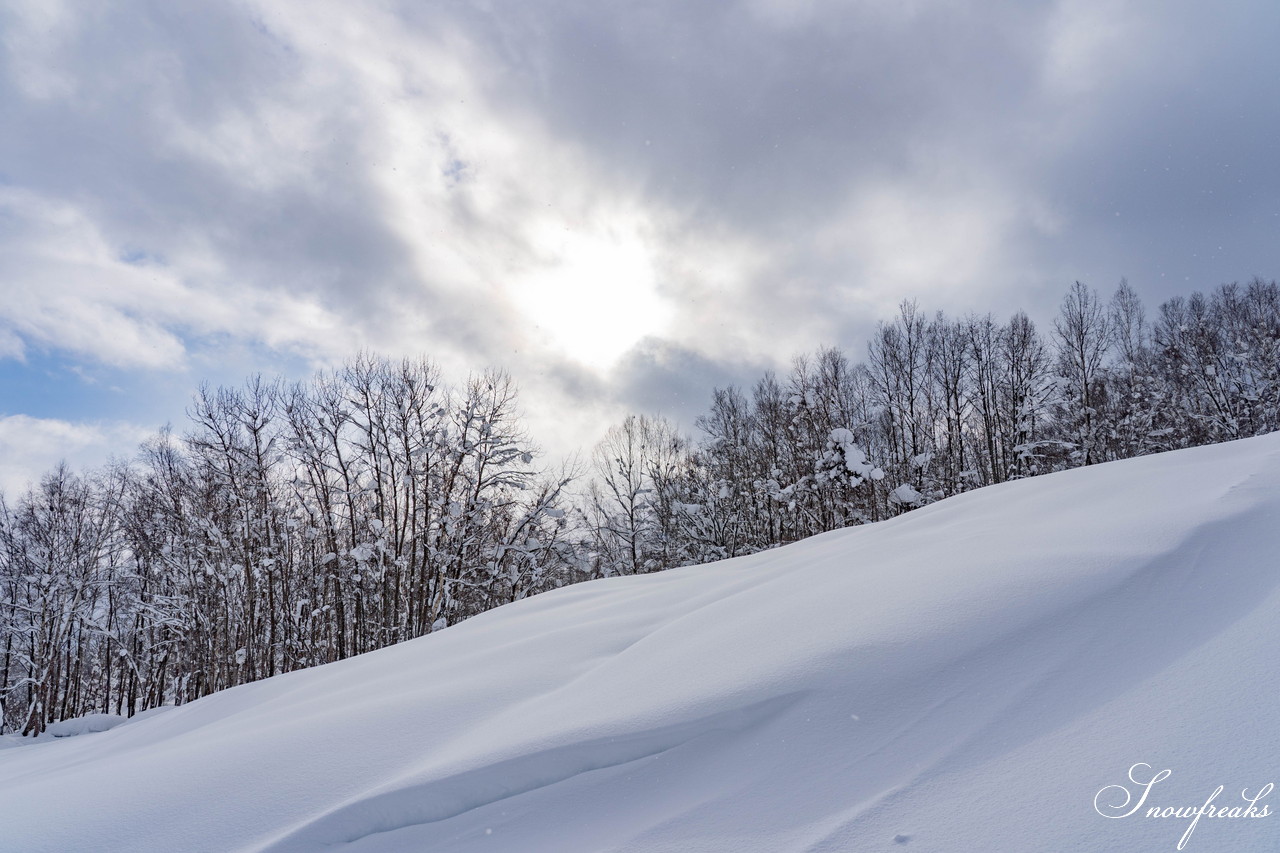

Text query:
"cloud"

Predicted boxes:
[[0, 186, 349, 369], [0, 415, 150, 496]]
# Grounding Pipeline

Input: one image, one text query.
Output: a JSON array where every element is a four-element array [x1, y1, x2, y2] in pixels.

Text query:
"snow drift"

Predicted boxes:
[[2, 435, 1279, 852]]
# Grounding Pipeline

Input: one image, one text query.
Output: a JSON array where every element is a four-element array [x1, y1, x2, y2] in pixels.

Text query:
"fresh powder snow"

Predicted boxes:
[[1, 435, 1277, 852]]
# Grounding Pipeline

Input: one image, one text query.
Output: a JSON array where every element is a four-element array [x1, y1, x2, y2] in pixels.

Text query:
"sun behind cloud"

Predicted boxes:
[[512, 219, 670, 367]]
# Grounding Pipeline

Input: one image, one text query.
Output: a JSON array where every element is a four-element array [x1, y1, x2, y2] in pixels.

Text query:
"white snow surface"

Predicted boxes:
[[3, 435, 1279, 852], [44, 712, 128, 738]]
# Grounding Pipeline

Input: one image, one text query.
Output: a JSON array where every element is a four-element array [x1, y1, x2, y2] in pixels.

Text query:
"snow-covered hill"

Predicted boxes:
[[2, 435, 1278, 852]]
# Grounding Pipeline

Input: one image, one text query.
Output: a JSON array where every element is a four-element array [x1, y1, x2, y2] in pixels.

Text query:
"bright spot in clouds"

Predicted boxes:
[[513, 222, 669, 367]]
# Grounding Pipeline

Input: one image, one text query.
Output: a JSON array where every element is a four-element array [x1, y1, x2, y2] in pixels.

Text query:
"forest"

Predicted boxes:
[[3, 278, 1279, 736]]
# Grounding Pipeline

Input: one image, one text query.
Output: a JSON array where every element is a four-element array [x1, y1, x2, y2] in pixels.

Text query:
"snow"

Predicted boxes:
[[0, 708, 173, 751], [2, 435, 1279, 852], [827, 427, 856, 446], [44, 713, 128, 738], [0, 713, 126, 747], [888, 482, 925, 507], [825, 428, 884, 483]]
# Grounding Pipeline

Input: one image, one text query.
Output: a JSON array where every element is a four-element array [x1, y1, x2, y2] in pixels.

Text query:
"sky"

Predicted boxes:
[[2, 0, 1279, 495]]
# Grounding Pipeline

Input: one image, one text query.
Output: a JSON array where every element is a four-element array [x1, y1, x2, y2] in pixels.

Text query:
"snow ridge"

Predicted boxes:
[[263, 694, 801, 851]]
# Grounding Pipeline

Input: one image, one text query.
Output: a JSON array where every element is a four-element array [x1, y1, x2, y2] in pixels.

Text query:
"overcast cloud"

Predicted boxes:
[[2, 0, 1279, 489]]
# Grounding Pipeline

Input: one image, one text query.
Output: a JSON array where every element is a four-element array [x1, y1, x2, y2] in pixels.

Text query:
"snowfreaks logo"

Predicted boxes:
[[1094, 763, 1273, 850]]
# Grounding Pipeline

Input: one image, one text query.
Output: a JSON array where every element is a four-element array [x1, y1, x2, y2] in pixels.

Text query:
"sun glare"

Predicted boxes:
[[513, 224, 669, 366]]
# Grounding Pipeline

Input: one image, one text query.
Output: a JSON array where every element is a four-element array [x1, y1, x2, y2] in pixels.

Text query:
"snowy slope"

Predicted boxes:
[[2, 435, 1279, 852]]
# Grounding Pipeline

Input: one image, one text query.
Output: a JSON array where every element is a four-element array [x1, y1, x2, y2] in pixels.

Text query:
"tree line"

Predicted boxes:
[[582, 278, 1280, 571], [3, 278, 1278, 735]]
